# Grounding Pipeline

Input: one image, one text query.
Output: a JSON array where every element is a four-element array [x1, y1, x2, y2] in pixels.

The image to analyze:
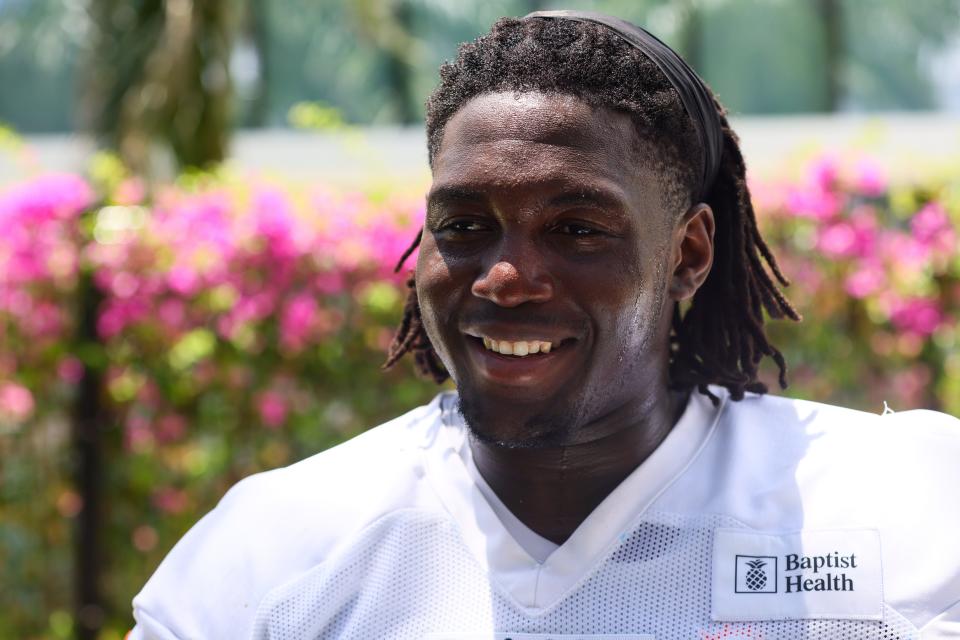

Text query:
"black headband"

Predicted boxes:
[[524, 10, 724, 200]]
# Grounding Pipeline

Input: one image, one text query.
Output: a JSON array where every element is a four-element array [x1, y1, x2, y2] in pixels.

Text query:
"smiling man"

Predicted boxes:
[[131, 11, 960, 640]]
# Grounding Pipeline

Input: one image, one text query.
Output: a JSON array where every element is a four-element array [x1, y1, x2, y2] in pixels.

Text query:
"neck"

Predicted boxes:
[[469, 386, 689, 545]]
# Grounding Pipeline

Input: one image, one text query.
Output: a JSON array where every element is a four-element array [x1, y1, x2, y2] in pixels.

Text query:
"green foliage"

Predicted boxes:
[[287, 101, 347, 131]]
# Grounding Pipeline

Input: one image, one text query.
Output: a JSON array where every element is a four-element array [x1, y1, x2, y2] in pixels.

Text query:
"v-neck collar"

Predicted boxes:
[[461, 444, 560, 564], [421, 389, 727, 612]]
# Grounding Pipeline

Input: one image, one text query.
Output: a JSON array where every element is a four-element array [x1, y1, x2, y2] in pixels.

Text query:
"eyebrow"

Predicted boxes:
[[426, 185, 487, 209], [546, 189, 626, 214], [425, 182, 632, 224], [428, 184, 625, 206]]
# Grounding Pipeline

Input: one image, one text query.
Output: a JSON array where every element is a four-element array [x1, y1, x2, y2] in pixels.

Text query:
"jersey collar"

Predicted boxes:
[[422, 388, 727, 611]]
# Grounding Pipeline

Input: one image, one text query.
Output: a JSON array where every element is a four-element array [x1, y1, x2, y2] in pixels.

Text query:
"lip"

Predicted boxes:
[[462, 332, 581, 394], [462, 322, 577, 344]]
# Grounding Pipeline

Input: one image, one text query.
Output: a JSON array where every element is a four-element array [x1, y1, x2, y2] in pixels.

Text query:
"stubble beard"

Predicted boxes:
[[455, 390, 584, 450]]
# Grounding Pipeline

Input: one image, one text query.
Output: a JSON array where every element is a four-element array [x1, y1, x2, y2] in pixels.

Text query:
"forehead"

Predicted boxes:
[[432, 91, 670, 213], [440, 92, 632, 158]]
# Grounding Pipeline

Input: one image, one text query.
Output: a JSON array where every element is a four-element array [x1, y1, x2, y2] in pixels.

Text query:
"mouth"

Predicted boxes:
[[460, 328, 580, 392], [480, 337, 553, 356]]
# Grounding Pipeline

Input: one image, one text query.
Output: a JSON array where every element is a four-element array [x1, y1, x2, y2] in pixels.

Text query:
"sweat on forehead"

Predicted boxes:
[[433, 91, 681, 217], [440, 92, 628, 150]]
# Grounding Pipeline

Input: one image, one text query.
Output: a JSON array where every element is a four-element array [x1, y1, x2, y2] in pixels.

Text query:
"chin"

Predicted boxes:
[[456, 389, 578, 450]]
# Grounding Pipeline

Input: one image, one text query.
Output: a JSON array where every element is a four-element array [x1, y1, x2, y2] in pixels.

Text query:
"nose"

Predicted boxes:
[[471, 249, 555, 307]]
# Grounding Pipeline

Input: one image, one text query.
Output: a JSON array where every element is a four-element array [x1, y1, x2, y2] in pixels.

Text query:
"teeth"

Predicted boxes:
[[481, 338, 553, 357]]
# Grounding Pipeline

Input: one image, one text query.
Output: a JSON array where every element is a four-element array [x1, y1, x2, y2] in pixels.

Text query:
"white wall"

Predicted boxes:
[[2, 114, 958, 187]]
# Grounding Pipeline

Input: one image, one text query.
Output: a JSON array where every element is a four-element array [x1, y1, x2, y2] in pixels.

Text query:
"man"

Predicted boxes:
[[131, 11, 960, 639]]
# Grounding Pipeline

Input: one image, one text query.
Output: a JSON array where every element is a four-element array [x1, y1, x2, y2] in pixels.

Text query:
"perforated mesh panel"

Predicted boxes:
[[251, 510, 918, 639]]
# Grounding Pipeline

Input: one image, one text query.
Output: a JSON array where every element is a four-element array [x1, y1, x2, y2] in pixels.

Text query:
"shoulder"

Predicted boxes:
[[722, 392, 960, 476], [709, 392, 960, 515], [130, 393, 452, 640], [664, 390, 960, 631]]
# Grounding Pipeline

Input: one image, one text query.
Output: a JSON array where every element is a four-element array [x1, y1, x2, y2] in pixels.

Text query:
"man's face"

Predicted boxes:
[[417, 91, 682, 447]]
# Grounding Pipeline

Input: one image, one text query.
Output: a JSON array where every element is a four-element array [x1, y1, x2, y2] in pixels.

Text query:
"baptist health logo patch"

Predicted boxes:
[[712, 529, 882, 622]]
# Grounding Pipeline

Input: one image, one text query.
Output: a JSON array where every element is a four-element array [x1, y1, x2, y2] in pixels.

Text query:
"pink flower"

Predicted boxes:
[[818, 222, 857, 257], [152, 487, 189, 515], [57, 357, 85, 384], [114, 177, 146, 205], [155, 414, 187, 443], [910, 202, 956, 255], [314, 271, 345, 295], [810, 155, 838, 191], [110, 271, 140, 298], [253, 187, 302, 259], [880, 231, 930, 272], [784, 187, 840, 220], [0, 173, 93, 224], [157, 298, 186, 330], [889, 297, 943, 336], [279, 294, 319, 353], [852, 158, 886, 197], [23, 301, 65, 338], [97, 299, 148, 338], [124, 414, 154, 452], [255, 390, 288, 429], [890, 365, 931, 408], [844, 262, 886, 299], [167, 265, 200, 296], [0, 382, 35, 422], [817, 211, 877, 259]]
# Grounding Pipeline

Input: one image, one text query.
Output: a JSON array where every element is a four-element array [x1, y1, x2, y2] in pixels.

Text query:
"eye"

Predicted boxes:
[[431, 216, 495, 240], [554, 222, 602, 237], [444, 219, 489, 233]]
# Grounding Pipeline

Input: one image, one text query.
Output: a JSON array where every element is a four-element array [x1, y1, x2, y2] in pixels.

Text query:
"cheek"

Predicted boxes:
[[414, 243, 459, 363], [583, 255, 666, 354], [620, 258, 671, 350], [581, 252, 650, 327]]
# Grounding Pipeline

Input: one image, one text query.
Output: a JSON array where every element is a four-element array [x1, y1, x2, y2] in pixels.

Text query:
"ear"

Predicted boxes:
[[669, 203, 715, 301]]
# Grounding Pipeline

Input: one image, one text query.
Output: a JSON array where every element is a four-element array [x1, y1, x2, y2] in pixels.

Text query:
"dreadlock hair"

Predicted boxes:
[[383, 16, 801, 401]]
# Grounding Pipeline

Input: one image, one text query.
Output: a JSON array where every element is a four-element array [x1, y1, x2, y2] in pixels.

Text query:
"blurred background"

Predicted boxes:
[[1, 0, 959, 638]]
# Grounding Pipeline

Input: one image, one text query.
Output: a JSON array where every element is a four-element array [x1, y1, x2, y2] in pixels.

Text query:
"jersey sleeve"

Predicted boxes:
[[921, 599, 960, 639], [887, 409, 960, 634], [129, 473, 290, 639], [128, 608, 183, 640], [127, 399, 442, 638]]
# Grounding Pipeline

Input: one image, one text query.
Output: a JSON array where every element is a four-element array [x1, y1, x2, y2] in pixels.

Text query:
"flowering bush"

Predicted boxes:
[[88, 175, 424, 440], [0, 170, 438, 638], [0, 173, 92, 427], [1, 155, 958, 636], [753, 154, 960, 414]]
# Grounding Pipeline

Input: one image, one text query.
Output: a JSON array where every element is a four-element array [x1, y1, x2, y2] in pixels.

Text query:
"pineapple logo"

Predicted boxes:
[[735, 555, 777, 593], [744, 560, 768, 591]]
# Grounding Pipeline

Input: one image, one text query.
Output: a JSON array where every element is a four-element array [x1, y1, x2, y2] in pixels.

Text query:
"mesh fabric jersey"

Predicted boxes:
[[130, 389, 960, 639]]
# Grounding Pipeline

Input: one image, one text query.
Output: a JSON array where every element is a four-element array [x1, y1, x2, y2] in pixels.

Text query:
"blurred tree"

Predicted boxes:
[[348, 0, 424, 124], [676, 0, 704, 76], [242, 0, 270, 128], [842, 0, 960, 111], [84, 0, 239, 175], [816, 0, 843, 111], [0, 0, 84, 132], [77, 4, 240, 638], [3, 0, 960, 137]]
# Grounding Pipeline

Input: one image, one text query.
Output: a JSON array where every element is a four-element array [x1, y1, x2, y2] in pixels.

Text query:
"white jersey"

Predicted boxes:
[[130, 389, 960, 639]]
